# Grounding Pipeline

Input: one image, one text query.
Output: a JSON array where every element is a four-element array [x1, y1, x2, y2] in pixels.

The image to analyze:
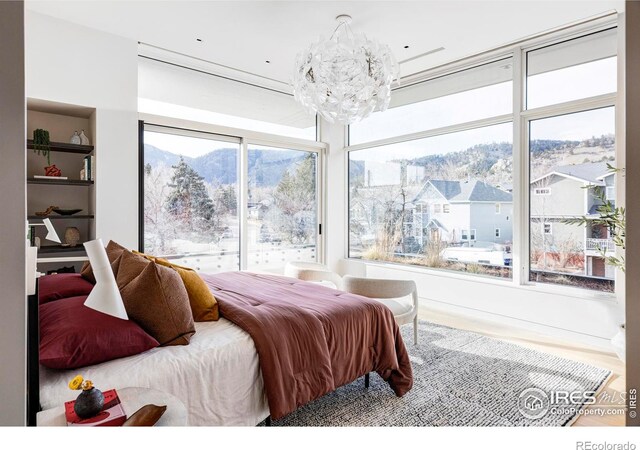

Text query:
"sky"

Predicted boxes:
[[144, 130, 238, 158]]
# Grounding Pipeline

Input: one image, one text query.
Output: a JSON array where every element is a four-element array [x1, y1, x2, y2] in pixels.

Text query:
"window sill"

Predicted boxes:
[[350, 258, 618, 304]]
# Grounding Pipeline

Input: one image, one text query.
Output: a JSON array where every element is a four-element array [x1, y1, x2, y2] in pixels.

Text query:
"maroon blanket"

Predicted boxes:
[[202, 272, 413, 420]]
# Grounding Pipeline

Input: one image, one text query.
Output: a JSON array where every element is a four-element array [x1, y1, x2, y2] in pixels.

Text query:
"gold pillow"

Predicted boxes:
[[154, 258, 219, 322]]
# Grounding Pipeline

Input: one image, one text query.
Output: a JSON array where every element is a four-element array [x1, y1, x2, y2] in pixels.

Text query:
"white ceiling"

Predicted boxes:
[[26, 0, 623, 89]]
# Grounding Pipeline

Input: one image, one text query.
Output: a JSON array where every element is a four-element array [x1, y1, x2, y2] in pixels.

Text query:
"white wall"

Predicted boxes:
[[25, 11, 138, 248], [0, 0, 26, 426], [360, 260, 619, 350]]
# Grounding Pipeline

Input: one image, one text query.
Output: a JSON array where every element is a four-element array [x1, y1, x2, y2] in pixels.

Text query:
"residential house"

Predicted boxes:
[[530, 161, 615, 279], [408, 179, 514, 248]]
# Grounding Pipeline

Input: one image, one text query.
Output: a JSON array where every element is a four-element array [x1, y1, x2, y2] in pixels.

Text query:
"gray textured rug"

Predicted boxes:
[[264, 320, 611, 426]]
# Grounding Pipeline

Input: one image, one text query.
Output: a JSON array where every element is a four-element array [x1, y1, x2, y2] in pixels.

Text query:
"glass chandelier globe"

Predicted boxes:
[[292, 15, 400, 125]]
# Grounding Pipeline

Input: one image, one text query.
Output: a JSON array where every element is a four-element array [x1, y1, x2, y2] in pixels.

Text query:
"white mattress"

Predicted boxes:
[[39, 318, 269, 426]]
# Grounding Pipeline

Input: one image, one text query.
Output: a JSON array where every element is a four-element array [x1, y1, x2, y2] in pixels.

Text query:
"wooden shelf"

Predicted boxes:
[[27, 178, 93, 186], [38, 245, 86, 255], [27, 140, 94, 154], [28, 215, 94, 220]]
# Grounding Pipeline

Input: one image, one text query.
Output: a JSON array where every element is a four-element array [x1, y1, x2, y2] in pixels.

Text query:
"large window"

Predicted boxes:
[[347, 24, 619, 294], [142, 128, 241, 272], [350, 59, 512, 145], [349, 122, 513, 278], [247, 145, 318, 273], [526, 27, 617, 293], [141, 125, 322, 273], [526, 28, 617, 109], [529, 108, 616, 291]]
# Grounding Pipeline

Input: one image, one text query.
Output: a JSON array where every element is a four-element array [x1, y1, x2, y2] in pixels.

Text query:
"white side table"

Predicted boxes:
[[37, 387, 188, 426]]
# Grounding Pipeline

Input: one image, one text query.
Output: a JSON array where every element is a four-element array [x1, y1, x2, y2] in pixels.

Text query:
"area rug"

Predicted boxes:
[[264, 320, 611, 426]]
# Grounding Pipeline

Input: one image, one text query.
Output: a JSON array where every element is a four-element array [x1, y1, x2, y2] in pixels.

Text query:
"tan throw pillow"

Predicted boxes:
[[155, 258, 219, 322], [80, 240, 127, 283], [119, 259, 195, 346]]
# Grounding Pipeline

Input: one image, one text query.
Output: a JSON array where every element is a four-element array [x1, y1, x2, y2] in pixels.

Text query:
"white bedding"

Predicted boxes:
[[39, 318, 269, 426]]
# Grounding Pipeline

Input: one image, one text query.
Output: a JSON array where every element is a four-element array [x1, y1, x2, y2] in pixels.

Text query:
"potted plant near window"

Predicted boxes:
[[33, 128, 61, 177], [563, 164, 625, 359]]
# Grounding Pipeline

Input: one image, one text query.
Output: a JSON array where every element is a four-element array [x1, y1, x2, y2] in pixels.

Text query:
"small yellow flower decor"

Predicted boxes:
[[68, 375, 104, 419]]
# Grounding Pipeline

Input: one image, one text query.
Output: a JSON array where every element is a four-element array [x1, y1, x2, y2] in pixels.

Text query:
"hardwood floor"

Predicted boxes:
[[417, 305, 625, 426]]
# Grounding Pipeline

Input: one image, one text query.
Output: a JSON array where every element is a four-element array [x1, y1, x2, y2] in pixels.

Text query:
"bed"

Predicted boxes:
[[40, 318, 269, 426], [38, 272, 413, 425]]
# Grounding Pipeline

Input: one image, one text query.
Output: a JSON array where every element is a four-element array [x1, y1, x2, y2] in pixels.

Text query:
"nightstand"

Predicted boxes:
[[37, 387, 188, 426]]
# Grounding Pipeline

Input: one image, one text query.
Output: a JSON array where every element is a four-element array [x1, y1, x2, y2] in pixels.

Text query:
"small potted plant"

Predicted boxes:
[[33, 128, 61, 176]]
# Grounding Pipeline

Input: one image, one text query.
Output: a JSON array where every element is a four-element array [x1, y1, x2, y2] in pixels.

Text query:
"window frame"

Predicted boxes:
[[521, 26, 618, 295], [139, 115, 327, 271], [344, 17, 621, 299]]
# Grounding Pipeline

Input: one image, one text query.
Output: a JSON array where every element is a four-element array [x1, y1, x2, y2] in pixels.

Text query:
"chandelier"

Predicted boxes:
[[292, 15, 399, 125]]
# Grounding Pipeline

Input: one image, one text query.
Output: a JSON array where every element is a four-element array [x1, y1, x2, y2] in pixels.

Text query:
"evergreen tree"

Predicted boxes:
[[271, 154, 316, 243], [166, 157, 215, 232]]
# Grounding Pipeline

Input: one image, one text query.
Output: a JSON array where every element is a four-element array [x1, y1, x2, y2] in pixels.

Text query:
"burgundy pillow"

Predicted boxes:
[[38, 273, 94, 305], [40, 296, 159, 369]]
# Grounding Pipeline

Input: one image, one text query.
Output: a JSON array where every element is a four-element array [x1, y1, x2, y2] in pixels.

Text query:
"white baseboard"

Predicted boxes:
[[420, 297, 616, 354]]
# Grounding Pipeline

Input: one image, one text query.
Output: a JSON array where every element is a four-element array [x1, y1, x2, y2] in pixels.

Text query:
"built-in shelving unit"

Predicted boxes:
[[27, 178, 94, 186], [27, 215, 94, 220], [27, 140, 94, 154], [38, 245, 88, 254], [27, 99, 97, 273]]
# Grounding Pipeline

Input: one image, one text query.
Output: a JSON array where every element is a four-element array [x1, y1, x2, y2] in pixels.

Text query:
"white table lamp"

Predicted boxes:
[[28, 218, 61, 244], [26, 218, 62, 295], [83, 239, 128, 320], [42, 218, 61, 243]]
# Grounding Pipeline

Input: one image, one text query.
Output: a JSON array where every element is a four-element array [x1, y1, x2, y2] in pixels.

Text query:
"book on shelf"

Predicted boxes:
[[80, 168, 86, 180], [64, 389, 127, 427], [91, 155, 95, 181], [33, 175, 69, 180], [83, 155, 95, 181]]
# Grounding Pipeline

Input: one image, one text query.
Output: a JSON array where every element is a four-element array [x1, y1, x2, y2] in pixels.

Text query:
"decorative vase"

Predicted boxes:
[[611, 325, 625, 361], [74, 387, 104, 419], [79, 130, 90, 145], [70, 131, 81, 145], [64, 227, 81, 247], [44, 165, 62, 177]]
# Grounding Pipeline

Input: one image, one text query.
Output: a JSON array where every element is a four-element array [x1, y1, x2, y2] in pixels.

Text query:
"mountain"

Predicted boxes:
[[144, 144, 307, 187], [144, 144, 182, 167], [349, 136, 615, 187]]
